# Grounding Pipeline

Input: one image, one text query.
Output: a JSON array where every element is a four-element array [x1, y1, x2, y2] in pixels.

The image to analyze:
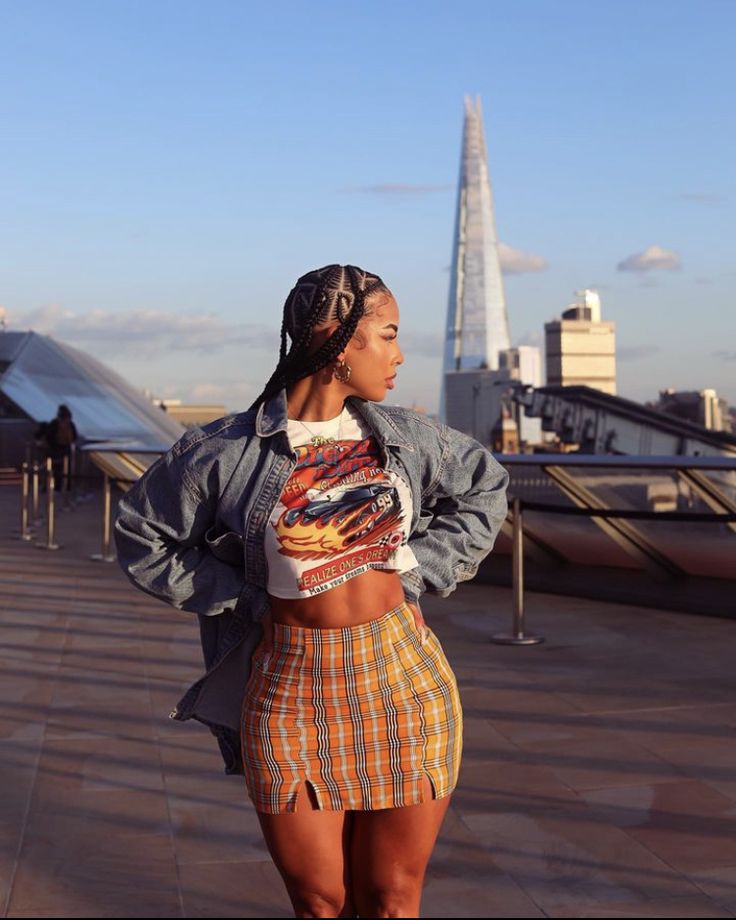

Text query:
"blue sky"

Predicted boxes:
[[2, 0, 734, 414]]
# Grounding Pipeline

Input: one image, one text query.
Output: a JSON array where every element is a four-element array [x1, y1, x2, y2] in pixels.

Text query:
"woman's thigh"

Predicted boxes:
[[350, 774, 451, 917], [256, 781, 355, 917]]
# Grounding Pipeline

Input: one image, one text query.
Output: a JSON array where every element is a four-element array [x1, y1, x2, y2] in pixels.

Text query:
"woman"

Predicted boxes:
[[114, 264, 509, 918]]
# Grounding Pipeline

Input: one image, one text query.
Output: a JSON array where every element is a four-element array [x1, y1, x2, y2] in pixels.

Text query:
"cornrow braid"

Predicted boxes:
[[249, 264, 390, 413]]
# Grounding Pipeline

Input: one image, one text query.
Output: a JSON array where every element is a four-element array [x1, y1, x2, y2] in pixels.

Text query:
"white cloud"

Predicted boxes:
[[7, 304, 277, 357], [617, 245, 682, 273], [498, 243, 548, 275], [188, 380, 255, 403], [678, 192, 725, 205], [342, 183, 452, 196], [398, 329, 443, 359], [618, 344, 661, 361], [516, 329, 542, 347]]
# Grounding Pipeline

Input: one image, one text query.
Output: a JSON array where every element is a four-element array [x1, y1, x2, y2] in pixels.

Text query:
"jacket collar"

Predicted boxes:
[[255, 385, 414, 451]]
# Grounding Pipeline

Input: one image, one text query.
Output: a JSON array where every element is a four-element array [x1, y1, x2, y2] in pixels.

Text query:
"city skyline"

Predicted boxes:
[[1, 0, 734, 414]]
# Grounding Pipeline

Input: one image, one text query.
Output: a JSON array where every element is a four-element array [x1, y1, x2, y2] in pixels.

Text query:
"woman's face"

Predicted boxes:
[[340, 292, 405, 402]]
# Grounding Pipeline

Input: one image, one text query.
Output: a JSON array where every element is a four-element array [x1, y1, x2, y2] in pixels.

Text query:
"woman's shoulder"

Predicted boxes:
[[170, 409, 258, 462], [378, 403, 441, 428], [362, 402, 443, 443]]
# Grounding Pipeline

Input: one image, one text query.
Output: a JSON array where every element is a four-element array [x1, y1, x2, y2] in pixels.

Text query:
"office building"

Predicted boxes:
[[545, 289, 616, 394]]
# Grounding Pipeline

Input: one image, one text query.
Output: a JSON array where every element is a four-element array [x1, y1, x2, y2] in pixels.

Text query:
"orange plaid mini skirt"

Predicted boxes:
[[240, 599, 463, 814]]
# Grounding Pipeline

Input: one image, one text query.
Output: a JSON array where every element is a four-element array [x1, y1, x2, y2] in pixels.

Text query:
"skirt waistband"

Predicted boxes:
[[269, 599, 413, 649]]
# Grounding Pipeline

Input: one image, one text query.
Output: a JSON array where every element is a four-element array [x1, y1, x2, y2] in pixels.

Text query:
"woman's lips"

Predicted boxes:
[[385, 376, 396, 388]]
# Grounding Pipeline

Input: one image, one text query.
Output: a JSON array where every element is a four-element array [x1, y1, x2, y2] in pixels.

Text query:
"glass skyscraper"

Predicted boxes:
[[440, 95, 511, 423]]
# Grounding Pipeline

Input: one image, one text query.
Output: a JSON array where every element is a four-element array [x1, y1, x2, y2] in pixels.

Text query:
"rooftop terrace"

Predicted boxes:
[[2, 489, 736, 917]]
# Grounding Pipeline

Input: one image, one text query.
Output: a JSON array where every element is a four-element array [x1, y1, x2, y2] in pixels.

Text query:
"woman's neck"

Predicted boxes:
[[286, 381, 347, 422]]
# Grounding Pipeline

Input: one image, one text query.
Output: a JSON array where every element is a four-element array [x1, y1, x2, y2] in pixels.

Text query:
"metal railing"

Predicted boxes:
[[10, 449, 736, 636], [490, 452, 736, 643], [13, 460, 138, 561]]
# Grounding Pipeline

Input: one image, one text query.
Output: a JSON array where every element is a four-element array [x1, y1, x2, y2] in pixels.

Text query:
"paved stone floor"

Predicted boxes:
[[1, 486, 736, 917]]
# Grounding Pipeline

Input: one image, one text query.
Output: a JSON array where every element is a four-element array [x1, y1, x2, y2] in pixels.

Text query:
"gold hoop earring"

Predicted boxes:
[[333, 358, 352, 383]]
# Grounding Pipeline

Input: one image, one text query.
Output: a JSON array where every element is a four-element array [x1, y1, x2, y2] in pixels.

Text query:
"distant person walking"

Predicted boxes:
[[44, 404, 77, 492]]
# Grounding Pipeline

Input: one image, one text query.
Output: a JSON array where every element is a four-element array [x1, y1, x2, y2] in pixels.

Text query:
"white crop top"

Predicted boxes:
[[265, 401, 420, 598]]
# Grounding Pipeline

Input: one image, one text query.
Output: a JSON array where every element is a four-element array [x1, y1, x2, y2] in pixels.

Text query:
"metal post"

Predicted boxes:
[[513, 494, 524, 622], [61, 454, 72, 510], [36, 457, 60, 550], [31, 461, 41, 526], [16, 462, 33, 541], [70, 443, 78, 504], [492, 497, 543, 645], [91, 474, 116, 562]]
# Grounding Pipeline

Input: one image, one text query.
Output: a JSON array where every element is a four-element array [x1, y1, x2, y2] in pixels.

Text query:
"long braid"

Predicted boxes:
[[249, 264, 389, 413], [251, 267, 336, 409]]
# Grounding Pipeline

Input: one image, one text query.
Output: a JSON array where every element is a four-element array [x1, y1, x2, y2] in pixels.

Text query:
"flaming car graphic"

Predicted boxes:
[[275, 483, 403, 560]]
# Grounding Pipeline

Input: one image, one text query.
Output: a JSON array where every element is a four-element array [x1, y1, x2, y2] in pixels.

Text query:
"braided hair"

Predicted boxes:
[[249, 264, 391, 412]]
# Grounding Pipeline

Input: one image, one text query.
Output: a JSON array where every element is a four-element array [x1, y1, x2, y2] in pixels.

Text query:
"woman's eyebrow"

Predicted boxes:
[[383, 323, 399, 331]]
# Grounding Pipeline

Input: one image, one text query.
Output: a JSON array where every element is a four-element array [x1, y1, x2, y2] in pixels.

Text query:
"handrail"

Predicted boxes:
[[515, 501, 736, 523], [11, 453, 735, 625], [496, 453, 736, 470]]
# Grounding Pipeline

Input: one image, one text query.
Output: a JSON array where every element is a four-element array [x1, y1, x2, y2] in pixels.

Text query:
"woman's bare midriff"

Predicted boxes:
[[267, 567, 408, 629]]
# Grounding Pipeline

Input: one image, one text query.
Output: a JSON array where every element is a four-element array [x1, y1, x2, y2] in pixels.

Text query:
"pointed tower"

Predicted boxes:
[[439, 95, 511, 423]]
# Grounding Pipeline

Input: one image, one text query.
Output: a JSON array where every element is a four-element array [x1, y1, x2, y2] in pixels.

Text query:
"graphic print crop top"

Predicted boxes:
[[265, 401, 420, 598]]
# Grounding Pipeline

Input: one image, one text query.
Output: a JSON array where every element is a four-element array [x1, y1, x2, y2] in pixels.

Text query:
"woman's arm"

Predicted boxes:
[[404, 599, 430, 644], [113, 446, 247, 617], [401, 423, 510, 605]]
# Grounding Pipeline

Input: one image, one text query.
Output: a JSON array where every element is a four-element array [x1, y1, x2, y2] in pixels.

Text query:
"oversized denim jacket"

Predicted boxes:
[[113, 386, 509, 775]]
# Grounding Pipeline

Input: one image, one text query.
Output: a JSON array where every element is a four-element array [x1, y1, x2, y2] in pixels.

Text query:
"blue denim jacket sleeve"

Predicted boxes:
[[113, 443, 246, 617], [399, 423, 509, 604]]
